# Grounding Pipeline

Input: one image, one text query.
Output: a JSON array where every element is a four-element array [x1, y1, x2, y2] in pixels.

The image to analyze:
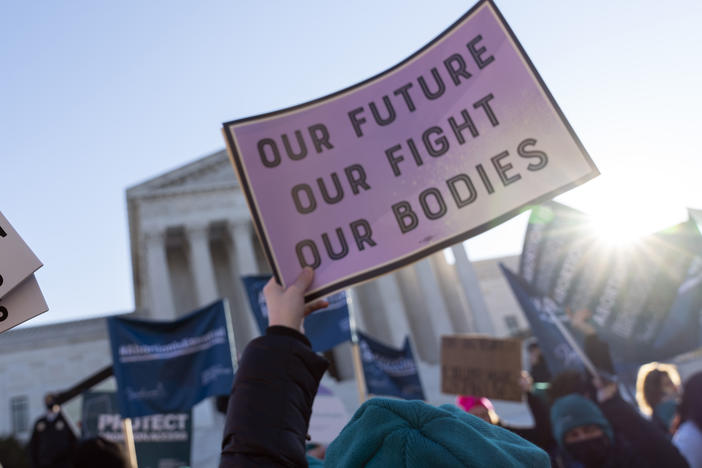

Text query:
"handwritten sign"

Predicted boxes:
[[441, 335, 522, 401], [0, 275, 49, 333], [223, 0, 598, 300], [0, 211, 42, 299]]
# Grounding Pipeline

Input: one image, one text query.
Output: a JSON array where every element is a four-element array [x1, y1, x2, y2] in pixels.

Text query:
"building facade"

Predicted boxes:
[[125, 149, 528, 367]]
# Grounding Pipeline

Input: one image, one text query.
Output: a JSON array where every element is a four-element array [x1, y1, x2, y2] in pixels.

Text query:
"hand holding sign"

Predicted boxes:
[[263, 267, 329, 333]]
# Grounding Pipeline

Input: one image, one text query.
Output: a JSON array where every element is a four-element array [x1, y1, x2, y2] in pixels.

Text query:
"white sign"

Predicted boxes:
[[308, 385, 350, 444], [0, 275, 49, 333], [0, 211, 43, 299]]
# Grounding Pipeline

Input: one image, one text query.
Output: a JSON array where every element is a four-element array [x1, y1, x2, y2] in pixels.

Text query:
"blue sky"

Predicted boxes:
[[2, 0, 701, 326]]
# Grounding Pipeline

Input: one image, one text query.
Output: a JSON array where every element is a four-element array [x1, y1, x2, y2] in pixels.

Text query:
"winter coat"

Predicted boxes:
[[502, 391, 555, 452], [598, 394, 689, 468], [219, 326, 328, 468], [673, 421, 702, 468]]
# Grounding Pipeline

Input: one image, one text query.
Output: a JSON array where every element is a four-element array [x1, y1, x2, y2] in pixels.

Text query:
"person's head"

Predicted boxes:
[[455, 395, 498, 424], [551, 394, 614, 467], [678, 372, 702, 431], [43, 393, 59, 412], [73, 437, 128, 468], [324, 398, 549, 467], [527, 340, 542, 366], [547, 370, 593, 405], [635, 362, 681, 416]]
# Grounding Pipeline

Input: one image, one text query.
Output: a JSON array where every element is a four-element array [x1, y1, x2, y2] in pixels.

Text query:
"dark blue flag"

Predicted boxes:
[[519, 202, 702, 367], [649, 260, 702, 360], [501, 264, 586, 376], [107, 300, 236, 418], [241, 275, 351, 352], [357, 331, 425, 400]]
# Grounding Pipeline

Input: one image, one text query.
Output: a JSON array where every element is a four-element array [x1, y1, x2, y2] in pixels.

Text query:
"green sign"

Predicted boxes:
[[81, 391, 191, 468]]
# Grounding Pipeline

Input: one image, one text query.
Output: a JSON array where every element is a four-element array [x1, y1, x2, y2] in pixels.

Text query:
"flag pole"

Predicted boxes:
[[541, 304, 599, 377], [122, 418, 138, 468], [347, 288, 368, 403]]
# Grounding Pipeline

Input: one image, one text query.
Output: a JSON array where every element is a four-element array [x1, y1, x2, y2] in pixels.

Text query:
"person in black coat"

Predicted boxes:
[[219, 267, 329, 468], [550, 377, 690, 468], [28, 396, 77, 468]]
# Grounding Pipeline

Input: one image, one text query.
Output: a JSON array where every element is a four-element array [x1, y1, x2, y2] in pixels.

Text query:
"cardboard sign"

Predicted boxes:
[[223, 0, 598, 300], [0, 211, 42, 299], [441, 335, 522, 401], [0, 275, 49, 333]]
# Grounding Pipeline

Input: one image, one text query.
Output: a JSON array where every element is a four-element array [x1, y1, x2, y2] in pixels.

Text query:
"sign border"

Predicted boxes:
[[222, 0, 599, 301]]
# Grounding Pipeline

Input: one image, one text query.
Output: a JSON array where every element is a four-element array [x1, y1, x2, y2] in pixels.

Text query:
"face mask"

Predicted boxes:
[[565, 435, 611, 467], [653, 400, 677, 430]]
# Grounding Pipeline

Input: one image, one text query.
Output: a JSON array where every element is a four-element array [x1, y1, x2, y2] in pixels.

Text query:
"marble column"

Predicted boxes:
[[374, 273, 412, 349], [228, 221, 261, 342], [184, 223, 220, 431], [143, 230, 176, 320], [452, 244, 495, 335], [185, 223, 219, 307], [347, 287, 368, 335], [230, 222, 259, 276], [414, 258, 453, 339]]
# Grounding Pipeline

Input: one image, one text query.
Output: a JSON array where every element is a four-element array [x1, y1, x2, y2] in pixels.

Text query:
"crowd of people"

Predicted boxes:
[[220, 268, 702, 468], [11, 268, 702, 467]]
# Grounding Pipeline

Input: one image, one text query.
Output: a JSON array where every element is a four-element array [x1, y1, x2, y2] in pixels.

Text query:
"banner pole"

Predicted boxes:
[[351, 341, 368, 404], [541, 304, 599, 378], [122, 418, 138, 468], [347, 288, 368, 403], [221, 298, 239, 373]]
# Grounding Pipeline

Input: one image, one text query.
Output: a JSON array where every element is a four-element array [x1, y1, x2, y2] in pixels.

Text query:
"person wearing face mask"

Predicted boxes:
[[551, 394, 627, 468], [550, 379, 689, 468]]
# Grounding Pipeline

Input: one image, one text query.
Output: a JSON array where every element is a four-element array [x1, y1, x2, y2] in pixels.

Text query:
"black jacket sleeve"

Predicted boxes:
[[501, 392, 555, 451], [220, 326, 329, 468], [599, 394, 689, 468]]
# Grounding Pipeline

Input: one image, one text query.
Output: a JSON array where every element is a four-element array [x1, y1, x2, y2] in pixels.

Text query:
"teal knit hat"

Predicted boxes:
[[324, 398, 549, 467], [550, 394, 614, 448]]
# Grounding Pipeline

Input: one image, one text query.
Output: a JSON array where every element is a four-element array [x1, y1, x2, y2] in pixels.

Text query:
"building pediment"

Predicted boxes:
[[127, 149, 239, 200]]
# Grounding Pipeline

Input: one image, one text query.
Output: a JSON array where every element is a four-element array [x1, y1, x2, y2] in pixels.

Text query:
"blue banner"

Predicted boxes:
[[501, 264, 586, 376], [81, 391, 191, 468], [107, 300, 236, 418], [357, 331, 425, 400], [241, 275, 351, 352], [518, 202, 702, 366]]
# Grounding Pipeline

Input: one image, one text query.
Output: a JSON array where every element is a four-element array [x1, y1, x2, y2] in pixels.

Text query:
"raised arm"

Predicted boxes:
[[220, 268, 329, 468]]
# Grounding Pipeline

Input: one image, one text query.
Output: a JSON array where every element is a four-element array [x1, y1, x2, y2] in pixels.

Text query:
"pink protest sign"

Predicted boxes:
[[223, 0, 598, 301]]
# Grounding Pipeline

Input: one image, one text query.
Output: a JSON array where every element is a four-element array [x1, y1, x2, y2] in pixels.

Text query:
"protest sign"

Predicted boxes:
[[222, 0, 598, 301], [242, 275, 351, 352], [518, 202, 702, 366], [358, 331, 424, 400], [441, 335, 522, 401], [82, 391, 192, 468], [501, 264, 586, 376], [0, 275, 48, 333], [0, 211, 43, 299], [308, 385, 350, 445], [107, 300, 237, 418]]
